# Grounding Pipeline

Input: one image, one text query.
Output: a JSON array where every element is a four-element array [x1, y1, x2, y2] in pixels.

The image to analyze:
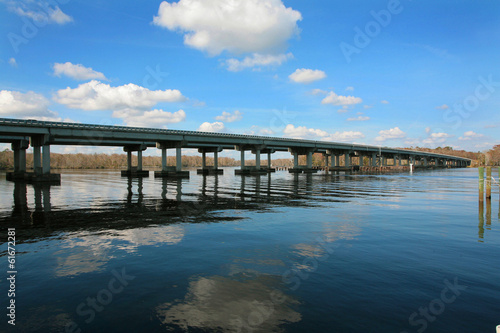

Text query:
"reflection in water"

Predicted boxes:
[[55, 225, 185, 277], [156, 274, 300, 333], [12, 181, 55, 225]]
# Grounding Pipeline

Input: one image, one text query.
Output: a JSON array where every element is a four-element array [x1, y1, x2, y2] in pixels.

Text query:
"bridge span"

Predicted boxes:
[[0, 118, 471, 182]]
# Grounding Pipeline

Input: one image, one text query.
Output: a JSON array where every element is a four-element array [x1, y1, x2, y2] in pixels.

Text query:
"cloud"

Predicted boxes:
[[347, 116, 370, 121], [198, 121, 226, 132], [375, 127, 406, 142], [11, 2, 73, 25], [422, 132, 453, 145], [0, 90, 52, 116], [112, 109, 186, 128], [321, 91, 362, 106], [215, 110, 242, 122], [458, 131, 483, 141], [310, 89, 327, 95], [53, 62, 108, 81], [8, 58, 17, 67], [226, 53, 292, 71], [435, 104, 449, 110], [54, 80, 185, 110], [380, 100, 389, 104], [153, 0, 302, 56], [283, 124, 364, 142], [363, 105, 373, 109], [345, 86, 354, 91], [288, 68, 326, 84], [0, 90, 74, 122]]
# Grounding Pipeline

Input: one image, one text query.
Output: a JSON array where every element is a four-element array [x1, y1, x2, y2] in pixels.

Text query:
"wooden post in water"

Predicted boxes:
[[479, 167, 484, 202], [486, 167, 492, 199]]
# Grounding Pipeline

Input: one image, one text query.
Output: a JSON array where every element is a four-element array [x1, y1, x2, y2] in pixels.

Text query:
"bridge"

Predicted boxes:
[[0, 118, 471, 182]]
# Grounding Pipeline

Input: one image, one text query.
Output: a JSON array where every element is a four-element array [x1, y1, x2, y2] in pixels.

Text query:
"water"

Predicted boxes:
[[0, 168, 499, 333]]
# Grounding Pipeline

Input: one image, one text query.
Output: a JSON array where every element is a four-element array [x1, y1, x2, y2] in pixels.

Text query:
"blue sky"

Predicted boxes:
[[1, 0, 499, 155]]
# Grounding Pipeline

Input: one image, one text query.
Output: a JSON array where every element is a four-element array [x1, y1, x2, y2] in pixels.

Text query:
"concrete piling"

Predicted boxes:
[[486, 167, 492, 199], [479, 167, 484, 201]]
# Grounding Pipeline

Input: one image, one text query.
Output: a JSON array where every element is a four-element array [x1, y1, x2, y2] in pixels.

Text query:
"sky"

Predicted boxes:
[[1, 0, 499, 156]]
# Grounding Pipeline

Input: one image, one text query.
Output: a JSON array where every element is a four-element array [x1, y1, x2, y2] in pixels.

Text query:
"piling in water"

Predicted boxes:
[[479, 167, 484, 201], [486, 167, 492, 199]]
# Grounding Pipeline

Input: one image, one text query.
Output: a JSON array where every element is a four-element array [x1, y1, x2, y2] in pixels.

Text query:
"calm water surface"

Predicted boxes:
[[0, 168, 499, 333]]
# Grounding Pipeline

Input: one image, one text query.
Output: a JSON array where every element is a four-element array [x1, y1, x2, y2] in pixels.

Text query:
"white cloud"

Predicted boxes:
[[0, 90, 52, 116], [113, 109, 186, 128], [435, 104, 449, 110], [310, 89, 327, 95], [53, 62, 107, 81], [347, 116, 370, 121], [215, 110, 243, 122], [226, 53, 293, 71], [288, 68, 326, 84], [345, 86, 354, 91], [375, 127, 406, 142], [198, 121, 226, 132], [283, 124, 364, 142], [153, 0, 302, 56], [0, 90, 75, 122], [381, 100, 389, 104], [54, 80, 185, 111], [422, 132, 453, 145], [363, 105, 373, 109], [425, 127, 431, 133], [12, 3, 73, 25], [458, 131, 483, 141], [321, 91, 362, 106], [8, 58, 17, 67]]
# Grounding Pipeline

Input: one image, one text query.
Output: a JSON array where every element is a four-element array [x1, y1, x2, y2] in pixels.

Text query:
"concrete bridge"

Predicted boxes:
[[0, 118, 471, 182]]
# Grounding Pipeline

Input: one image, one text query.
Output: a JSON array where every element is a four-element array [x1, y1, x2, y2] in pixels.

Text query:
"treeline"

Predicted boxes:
[[0, 150, 296, 170]]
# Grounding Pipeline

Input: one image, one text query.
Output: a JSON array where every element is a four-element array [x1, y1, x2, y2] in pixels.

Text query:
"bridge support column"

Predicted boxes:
[[122, 144, 149, 177], [324, 153, 329, 171], [335, 154, 340, 167], [359, 155, 364, 167], [23, 135, 60, 183], [372, 153, 377, 167], [288, 147, 318, 174], [196, 147, 223, 174], [344, 153, 350, 167], [137, 150, 143, 172], [235, 145, 272, 175], [155, 142, 189, 178], [6, 139, 30, 181]]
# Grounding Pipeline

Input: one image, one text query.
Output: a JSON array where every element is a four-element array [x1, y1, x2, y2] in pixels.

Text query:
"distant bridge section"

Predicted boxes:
[[0, 118, 471, 181]]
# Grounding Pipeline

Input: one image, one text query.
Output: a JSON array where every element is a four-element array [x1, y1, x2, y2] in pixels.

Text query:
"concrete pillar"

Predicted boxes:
[[267, 152, 271, 169], [214, 150, 218, 169], [423, 157, 428, 167], [19, 148, 26, 172], [307, 151, 313, 168], [255, 149, 261, 169], [13, 149, 20, 172], [345, 153, 350, 167], [201, 151, 206, 169], [325, 154, 329, 168], [372, 153, 377, 167], [176, 147, 182, 172], [293, 153, 298, 168], [127, 151, 132, 171], [42, 145, 50, 174], [137, 150, 143, 171], [335, 154, 340, 167], [359, 155, 364, 166], [162, 148, 168, 171], [240, 150, 245, 168], [33, 146, 42, 175], [383, 156, 387, 166]]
